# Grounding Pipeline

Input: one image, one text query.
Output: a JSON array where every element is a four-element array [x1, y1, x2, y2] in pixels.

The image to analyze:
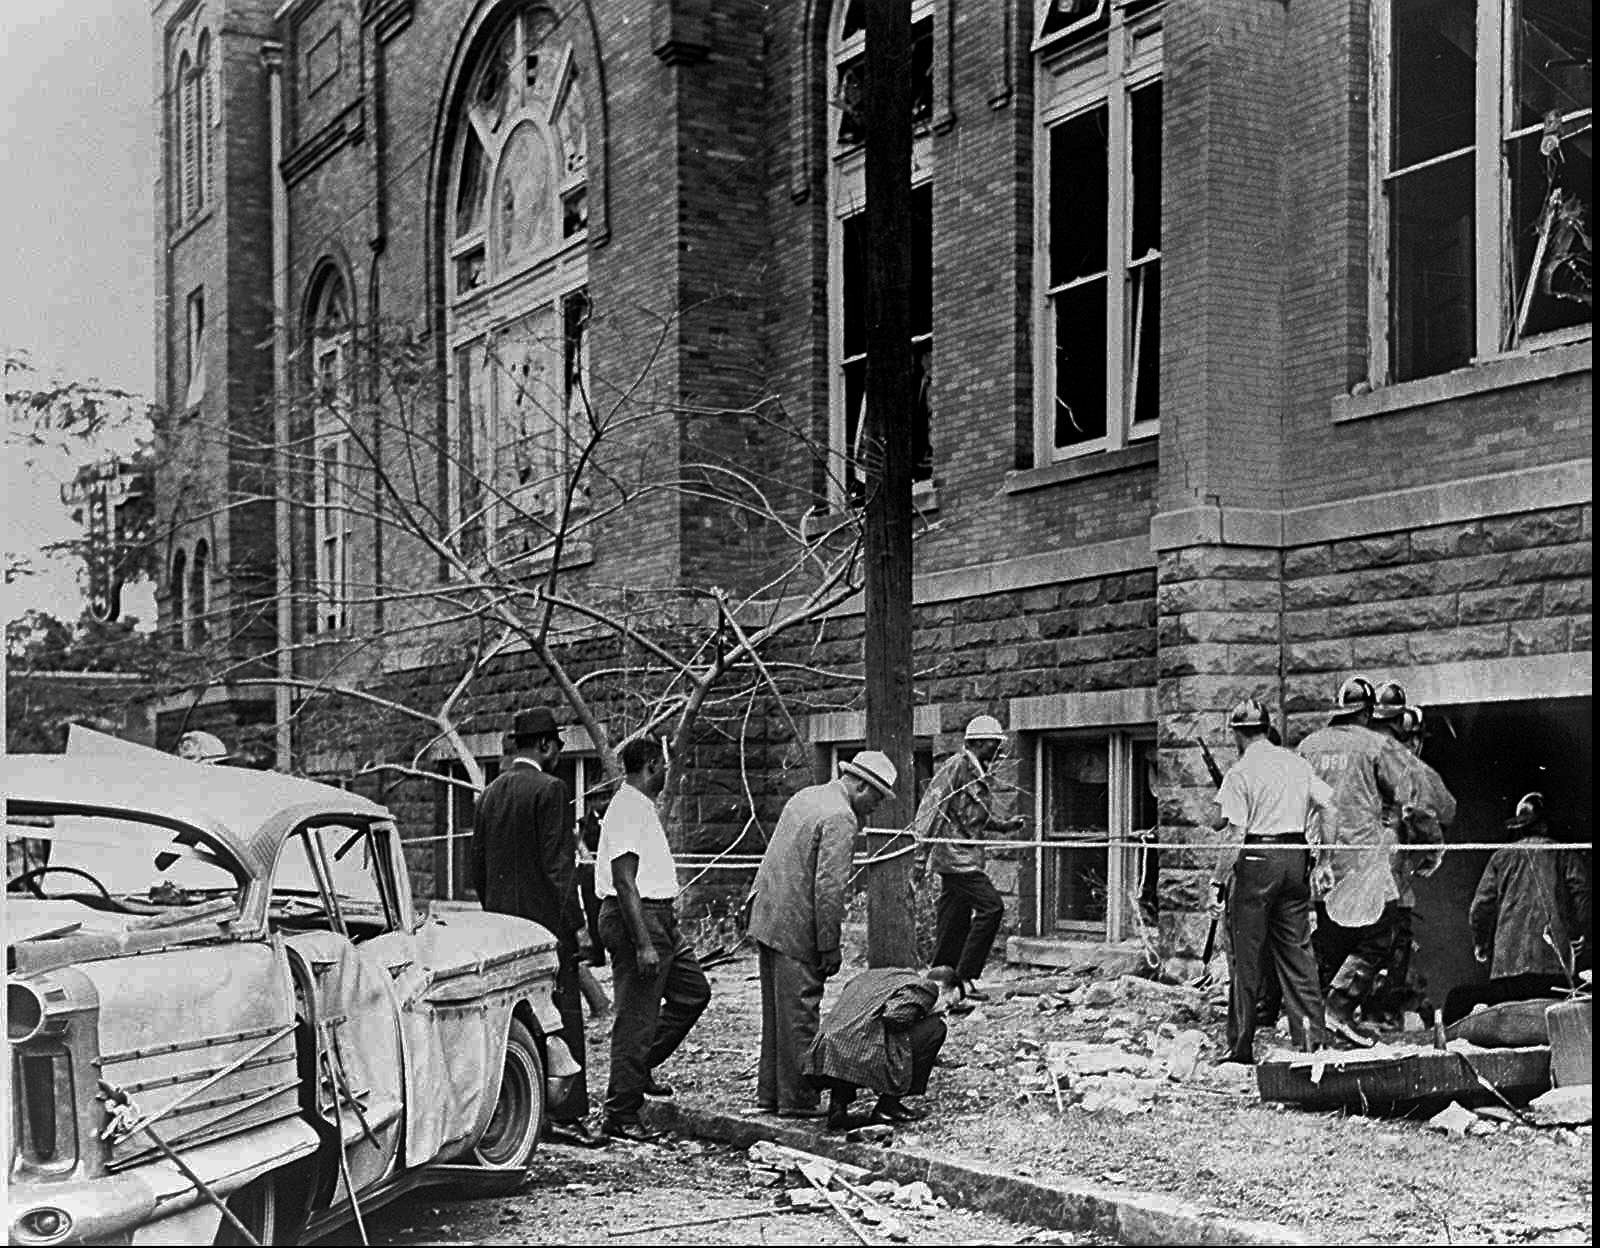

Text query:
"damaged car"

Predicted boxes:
[[6, 728, 577, 1245]]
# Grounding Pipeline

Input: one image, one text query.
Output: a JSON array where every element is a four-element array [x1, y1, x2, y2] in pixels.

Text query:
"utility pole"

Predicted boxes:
[[862, 0, 915, 967]]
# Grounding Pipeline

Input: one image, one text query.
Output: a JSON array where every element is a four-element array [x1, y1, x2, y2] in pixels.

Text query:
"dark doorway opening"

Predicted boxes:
[[1409, 696, 1591, 1011]]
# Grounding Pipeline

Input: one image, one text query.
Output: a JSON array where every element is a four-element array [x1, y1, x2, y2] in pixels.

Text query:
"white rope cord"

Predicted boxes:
[[396, 828, 1592, 854]]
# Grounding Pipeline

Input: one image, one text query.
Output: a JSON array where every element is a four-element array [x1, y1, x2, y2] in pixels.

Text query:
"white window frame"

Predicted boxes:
[[445, 11, 591, 568], [1369, 0, 1593, 386], [1032, 728, 1154, 941], [826, 0, 937, 513], [312, 311, 352, 633], [1033, 6, 1163, 465]]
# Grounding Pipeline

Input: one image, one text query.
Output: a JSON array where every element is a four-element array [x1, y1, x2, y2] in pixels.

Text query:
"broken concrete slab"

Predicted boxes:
[[1427, 1101, 1477, 1137], [1528, 1085, 1592, 1126]]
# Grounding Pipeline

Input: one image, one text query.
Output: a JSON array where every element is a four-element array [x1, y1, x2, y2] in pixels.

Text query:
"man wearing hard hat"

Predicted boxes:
[[914, 715, 1027, 1003]]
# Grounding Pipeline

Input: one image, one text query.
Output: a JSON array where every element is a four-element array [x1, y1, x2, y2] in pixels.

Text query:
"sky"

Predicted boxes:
[[2, 0, 157, 626]]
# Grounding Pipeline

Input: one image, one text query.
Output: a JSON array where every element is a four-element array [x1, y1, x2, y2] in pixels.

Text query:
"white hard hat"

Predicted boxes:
[[964, 714, 1006, 741], [176, 731, 230, 764], [840, 750, 897, 797]]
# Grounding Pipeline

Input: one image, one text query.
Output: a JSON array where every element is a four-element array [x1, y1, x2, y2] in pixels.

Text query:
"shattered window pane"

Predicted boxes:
[[1049, 105, 1109, 447], [839, 184, 934, 498], [834, 15, 935, 148], [1128, 81, 1161, 427], [1039, 0, 1108, 44], [1507, 0, 1592, 340], [911, 18, 933, 129], [1391, 0, 1476, 170]]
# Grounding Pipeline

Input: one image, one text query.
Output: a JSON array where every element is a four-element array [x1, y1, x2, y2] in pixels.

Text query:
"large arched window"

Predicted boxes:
[[828, 0, 935, 508], [172, 28, 215, 226], [308, 271, 352, 632], [446, 4, 590, 568]]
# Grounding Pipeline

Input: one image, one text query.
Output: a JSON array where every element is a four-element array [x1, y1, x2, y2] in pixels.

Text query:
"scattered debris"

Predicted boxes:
[[1427, 1101, 1477, 1138], [1528, 1085, 1592, 1127]]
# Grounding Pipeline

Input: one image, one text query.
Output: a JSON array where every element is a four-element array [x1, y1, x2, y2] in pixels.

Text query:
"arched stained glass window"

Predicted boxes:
[[445, 5, 591, 567], [448, 8, 588, 296]]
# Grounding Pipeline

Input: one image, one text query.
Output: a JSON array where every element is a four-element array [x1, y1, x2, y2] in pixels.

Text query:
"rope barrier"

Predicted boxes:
[[397, 828, 1593, 854]]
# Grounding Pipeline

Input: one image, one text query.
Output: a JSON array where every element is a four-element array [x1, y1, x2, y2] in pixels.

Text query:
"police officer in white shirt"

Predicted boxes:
[[1210, 698, 1333, 1062], [595, 735, 710, 1139]]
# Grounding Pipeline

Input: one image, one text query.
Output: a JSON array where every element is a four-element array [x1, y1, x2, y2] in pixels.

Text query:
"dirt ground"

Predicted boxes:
[[348, 1134, 1072, 1245], [603, 933, 1592, 1246]]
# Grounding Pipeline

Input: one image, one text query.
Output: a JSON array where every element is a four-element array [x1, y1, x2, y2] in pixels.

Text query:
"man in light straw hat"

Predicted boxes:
[[915, 715, 1026, 1002], [747, 749, 897, 1118]]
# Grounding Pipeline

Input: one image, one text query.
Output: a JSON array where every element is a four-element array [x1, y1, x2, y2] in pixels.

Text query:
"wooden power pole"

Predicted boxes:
[[862, 0, 916, 967]]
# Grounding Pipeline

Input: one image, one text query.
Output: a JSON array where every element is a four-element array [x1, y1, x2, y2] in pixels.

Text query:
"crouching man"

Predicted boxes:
[[801, 966, 961, 1130]]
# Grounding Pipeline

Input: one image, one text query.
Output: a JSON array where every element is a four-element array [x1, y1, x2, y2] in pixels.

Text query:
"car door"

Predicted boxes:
[[274, 821, 407, 1198]]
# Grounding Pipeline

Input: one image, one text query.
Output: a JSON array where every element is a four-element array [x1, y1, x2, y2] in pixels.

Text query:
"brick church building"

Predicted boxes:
[[149, 0, 1591, 986]]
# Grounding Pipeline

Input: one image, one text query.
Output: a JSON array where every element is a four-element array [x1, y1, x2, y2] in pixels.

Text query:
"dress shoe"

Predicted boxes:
[[544, 1119, 608, 1149], [1324, 995, 1377, 1048], [871, 1097, 927, 1124], [600, 1116, 658, 1143], [962, 980, 991, 1002], [644, 1075, 675, 1097]]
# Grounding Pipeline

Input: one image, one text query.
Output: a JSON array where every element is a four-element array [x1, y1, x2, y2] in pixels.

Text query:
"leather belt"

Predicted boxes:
[[1243, 832, 1307, 844]]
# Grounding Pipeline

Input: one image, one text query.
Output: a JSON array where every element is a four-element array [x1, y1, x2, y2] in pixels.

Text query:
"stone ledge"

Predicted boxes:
[[1005, 440, 1159, 495], [642, 1101, 1310, 1245], [1332, 338, 1591, 424]]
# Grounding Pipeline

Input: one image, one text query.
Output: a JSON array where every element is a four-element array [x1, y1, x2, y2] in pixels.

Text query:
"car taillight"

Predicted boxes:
[[13, 1046, 77, 1171]]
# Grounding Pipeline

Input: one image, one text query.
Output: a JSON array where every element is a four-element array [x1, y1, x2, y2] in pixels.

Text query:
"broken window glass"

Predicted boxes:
[[840, 185, 934, 500], [1128, 81, 1161, 428], [1039, 0, 1108, 44], [1507, 0, 1591, 341], [1049, 105, 1109, 448], [834, 14, 935, 148]]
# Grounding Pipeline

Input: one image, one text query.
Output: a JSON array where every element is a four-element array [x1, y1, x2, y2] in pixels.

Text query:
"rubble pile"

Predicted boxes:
[[998, 973, 1240, 1116], [744, 1140, 951, 1242]]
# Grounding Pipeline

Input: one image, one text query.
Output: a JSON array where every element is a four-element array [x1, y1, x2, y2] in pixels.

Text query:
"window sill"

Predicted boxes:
[[1004, 440, 1158, 495], [1333, 337, 1591, 424], [168, 209, 215, 249]]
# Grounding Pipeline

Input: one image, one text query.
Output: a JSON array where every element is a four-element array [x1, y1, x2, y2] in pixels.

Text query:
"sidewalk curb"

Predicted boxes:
[[642, 1101, 1314, 1246]]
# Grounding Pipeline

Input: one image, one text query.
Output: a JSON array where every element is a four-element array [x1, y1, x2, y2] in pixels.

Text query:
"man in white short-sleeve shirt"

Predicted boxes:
[[594, 736, 710, 1140], [1209, 698, 1333, 1061]]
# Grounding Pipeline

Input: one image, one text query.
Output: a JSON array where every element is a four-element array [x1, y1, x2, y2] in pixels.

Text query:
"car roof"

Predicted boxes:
[[3, 728, 392, 881]]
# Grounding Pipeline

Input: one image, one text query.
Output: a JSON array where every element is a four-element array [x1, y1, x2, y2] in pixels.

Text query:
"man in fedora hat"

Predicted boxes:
[[472, 707, 604, 1147], [1443, 793, 1591, 1023], [747, 749, 897, 1118]]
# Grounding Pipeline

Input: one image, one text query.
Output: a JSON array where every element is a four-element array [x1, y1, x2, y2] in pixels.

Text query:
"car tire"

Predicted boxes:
[[471, 1016, 545, 1174], [214, 1170, 298, 1246]]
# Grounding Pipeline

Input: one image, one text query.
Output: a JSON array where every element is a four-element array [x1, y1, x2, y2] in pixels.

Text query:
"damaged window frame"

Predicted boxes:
[[1033, 3, 1164, 466], [827, 0, 937, 513], [1371, 0, 1593, 387]]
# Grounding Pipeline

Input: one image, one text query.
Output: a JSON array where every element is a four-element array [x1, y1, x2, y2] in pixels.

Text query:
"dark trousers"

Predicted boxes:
[[577, 863, 605, 965], [597, 898, 711, 1123], [1314, 900, 1399, 1003], [823, 1015, 947, 1106], [933, 870, 1004, 983], [756, 942, 825, 1112], [1226, 846, 1325, 1061], [549, 948, 590, 1123], [1442, 972, 1567, 1025]]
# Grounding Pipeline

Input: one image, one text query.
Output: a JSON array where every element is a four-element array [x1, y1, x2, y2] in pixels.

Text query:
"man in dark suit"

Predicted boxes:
[[472, 708, 604, 1147]]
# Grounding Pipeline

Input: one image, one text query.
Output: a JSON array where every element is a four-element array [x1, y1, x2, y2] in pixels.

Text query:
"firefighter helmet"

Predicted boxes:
[[1330, 675, 1376, 718], [1372, 680, 1408, 721], [964, 714, 1006, 741], [1227, 698, 1271, 733]]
